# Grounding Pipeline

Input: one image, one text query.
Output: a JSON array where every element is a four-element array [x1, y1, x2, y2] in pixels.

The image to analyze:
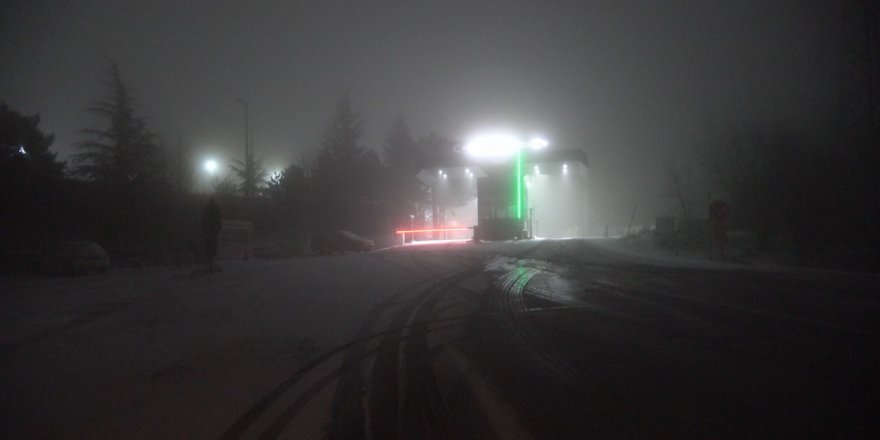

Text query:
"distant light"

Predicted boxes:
[[438, 169, 443, 175], [464, 134, 522, 159], [465, 168, 470, 173], [17, 145, 26, 155], [528, 137, 549, 150], [204, 159, 218, 174], [534, 165, 540, 174]]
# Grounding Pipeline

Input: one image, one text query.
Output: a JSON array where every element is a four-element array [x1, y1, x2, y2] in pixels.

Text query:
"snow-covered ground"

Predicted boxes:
[[0, 256, 425, 439], [2, 238, 877, 439]]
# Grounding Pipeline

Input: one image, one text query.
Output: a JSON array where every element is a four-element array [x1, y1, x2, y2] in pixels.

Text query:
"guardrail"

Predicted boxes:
[[394, 227, 473, 245]]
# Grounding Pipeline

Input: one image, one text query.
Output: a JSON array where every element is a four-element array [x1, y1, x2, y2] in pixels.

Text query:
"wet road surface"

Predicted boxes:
[[222, 239, 880, 439]]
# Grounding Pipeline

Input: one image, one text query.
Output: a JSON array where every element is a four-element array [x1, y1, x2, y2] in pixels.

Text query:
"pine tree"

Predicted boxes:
[[229, 149, 266, 199], [381, 117, 426, 227], [311, 90, 380, 230], [0, 102, 64, 182], [73, 62, 160, 187], [1, 103, 66, 239]]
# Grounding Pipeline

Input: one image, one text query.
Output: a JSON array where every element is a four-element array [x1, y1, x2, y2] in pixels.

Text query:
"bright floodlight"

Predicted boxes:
[[464, 134, 522, 159], [529, 137, 549, 150], [204, 159, 218, 174]]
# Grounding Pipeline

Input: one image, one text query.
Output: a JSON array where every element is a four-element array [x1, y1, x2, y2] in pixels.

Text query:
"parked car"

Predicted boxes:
[[310, 230, 375, 255], [40, 241, 110, 275]]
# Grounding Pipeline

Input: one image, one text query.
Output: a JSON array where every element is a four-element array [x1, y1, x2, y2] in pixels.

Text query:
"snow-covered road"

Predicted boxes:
[[2, 239, 878, 438]]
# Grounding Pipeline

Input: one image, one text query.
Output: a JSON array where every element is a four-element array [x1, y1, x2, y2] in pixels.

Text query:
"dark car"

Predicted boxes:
[[310, 230, 375, 255], [40, 241, 110, 275]]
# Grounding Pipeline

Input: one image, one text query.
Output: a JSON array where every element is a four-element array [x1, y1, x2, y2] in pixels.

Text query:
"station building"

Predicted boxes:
[[415, 148, 588, 241]]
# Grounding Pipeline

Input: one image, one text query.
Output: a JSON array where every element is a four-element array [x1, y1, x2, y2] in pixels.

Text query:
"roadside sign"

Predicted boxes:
[[709, 200, 729, 223]]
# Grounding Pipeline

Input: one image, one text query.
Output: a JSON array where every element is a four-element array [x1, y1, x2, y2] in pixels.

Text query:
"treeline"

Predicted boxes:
[[662, 122, 879, 268], [1, 62, 466, 260]]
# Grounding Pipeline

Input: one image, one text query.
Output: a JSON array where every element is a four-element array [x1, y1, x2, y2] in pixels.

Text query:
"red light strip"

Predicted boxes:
[[395, 227, 471, 234]]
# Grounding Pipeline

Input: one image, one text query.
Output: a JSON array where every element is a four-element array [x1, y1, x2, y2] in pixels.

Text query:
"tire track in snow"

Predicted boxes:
[[221, 253, 483, 440], [219, 276, 430, 440], [365, 268, 479, 440]]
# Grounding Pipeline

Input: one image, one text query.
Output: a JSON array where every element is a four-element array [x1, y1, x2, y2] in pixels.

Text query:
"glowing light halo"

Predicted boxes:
[[204, 159, 219, 174], [529, 137, 549, 150], [463, 133, 523, 159]]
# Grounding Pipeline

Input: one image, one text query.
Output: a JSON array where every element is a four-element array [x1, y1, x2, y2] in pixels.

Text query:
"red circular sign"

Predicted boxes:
[[709, 200, 729, 222]]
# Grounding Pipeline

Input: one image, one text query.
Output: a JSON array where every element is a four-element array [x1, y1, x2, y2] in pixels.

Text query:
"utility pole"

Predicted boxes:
[[529, 207, 535, 239], [236, 98, 252, 214], [626, 203, 638, 237]]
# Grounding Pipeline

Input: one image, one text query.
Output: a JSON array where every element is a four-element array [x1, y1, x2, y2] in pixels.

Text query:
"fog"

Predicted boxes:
[[0, 0, 847, 235], [528, 162, 589, 238]]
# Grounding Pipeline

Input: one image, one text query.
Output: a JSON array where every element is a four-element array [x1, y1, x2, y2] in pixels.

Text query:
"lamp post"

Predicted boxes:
[[236, 98, 252, 201], [236, 98, 249, 158]]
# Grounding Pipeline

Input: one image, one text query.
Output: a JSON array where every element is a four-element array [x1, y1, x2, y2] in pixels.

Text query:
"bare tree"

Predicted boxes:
[[699, 124, 781, 250], [662, 156, 695, 221]]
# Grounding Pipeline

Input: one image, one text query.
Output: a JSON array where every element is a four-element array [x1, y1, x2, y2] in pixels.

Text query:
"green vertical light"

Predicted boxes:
[[516, 148, 523, 219]]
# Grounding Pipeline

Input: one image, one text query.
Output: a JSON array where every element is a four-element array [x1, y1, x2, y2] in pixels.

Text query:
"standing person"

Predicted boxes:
[[202, 197, 222, 271]]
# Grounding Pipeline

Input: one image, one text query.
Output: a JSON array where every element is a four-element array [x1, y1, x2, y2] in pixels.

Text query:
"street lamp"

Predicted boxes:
[[204, 159, 219, 193], [236, 97, 254, 206], [204, 159, 218, 174]]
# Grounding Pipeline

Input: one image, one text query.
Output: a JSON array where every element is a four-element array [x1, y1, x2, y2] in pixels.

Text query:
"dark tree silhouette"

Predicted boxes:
[[381, 117, 426, 228], [0, 102, 64, 182], [311, 90, 381, 231], [264, 163, 311, 233], [1, 103, 66, 243], [167, 134, 194, 194], [212, 175, 239, 200], [70, 61, 174, 247], [72, 61, 161, 187], [661, 156, 712, 223], [699, 124, 785, 250], [228, 150, 266, 199], [416, 133, 474, 227]]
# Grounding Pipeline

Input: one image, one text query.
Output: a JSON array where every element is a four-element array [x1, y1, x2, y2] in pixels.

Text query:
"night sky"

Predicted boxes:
[[1, 0, 840, 232]]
